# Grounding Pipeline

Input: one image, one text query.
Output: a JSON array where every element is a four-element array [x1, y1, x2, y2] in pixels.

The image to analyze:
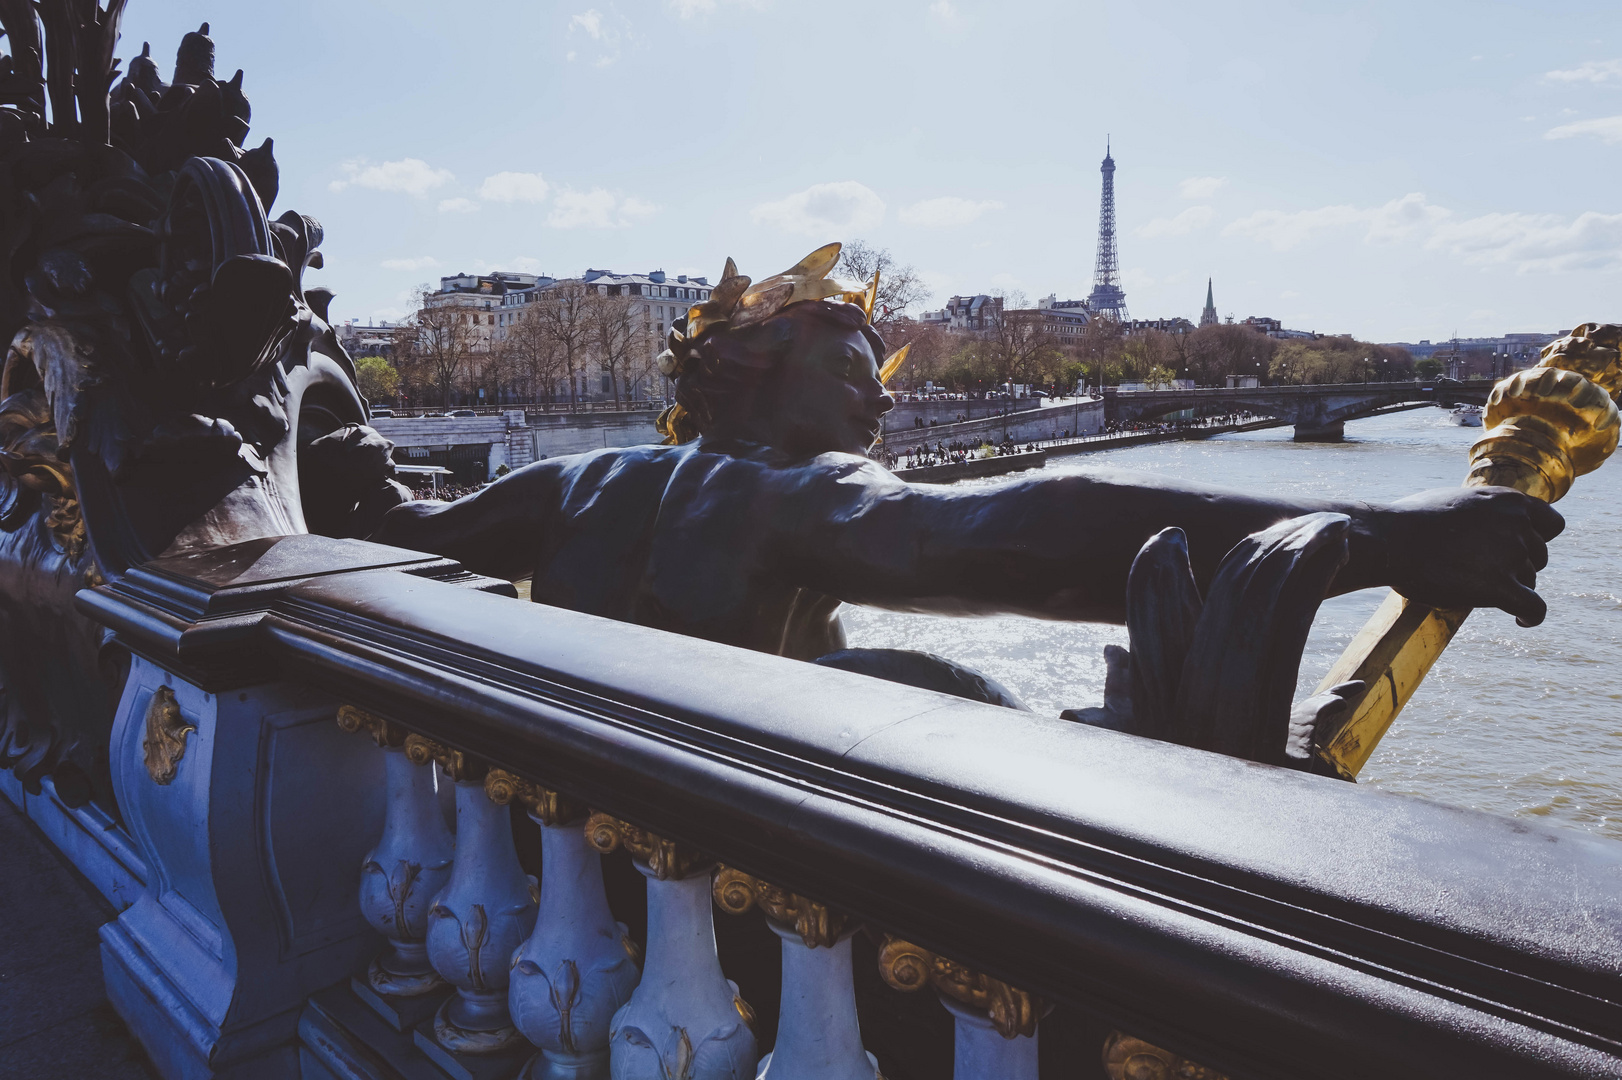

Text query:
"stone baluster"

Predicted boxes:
[[486, 770, 641, 1080], [877, 937, 1040, 1080], [338, 707, 457, 999], [713, 868, 878, 1080], [1101, 1031, 1228, 1080], [586, 815, 757, 1080], [414, 736, 538, 1055]]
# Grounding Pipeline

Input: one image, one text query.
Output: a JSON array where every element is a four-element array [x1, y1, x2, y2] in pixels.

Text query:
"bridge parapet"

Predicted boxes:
[[60, 532, 1622, 1080]]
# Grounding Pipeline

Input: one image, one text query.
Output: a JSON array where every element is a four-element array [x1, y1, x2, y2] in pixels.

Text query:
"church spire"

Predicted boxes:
[[1199, 277, 1218, 328]]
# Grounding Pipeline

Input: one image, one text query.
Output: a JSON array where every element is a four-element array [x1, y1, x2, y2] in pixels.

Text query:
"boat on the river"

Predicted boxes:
[[1450, 404, 1484, 426]]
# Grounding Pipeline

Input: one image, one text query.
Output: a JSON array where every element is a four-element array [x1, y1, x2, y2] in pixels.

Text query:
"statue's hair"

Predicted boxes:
[[658, 300, 885, 444]]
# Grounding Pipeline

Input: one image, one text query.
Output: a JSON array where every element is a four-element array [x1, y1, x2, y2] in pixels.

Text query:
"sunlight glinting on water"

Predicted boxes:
[[842, 409, 1622, 840]]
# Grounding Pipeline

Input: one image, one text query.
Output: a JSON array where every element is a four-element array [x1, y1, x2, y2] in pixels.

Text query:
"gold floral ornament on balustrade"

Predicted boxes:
[[335, 704, 406, 748], [1101, 1031, 1229, 1080], [876, 934, 1042, 1040], [712, 866, 854, 949], [584, 812, 712, 881], [402, 733, 482, 783], [142, 685, 194, 785], [654, 242, 912, 445], [483, 767, 585, 826]]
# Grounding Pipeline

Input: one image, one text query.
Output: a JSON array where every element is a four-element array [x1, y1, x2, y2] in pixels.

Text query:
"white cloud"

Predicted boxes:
[[898, 196, 1004, 228], [750, 181, 885, 236], [329, 158, 454, 197], [567, 7, 632, 65], [1546, 59, 1622, 84], [1223, 193, 1448, 250], [547, 188, 657, 228], [1427, 210, 1622, 273], [438, 197, 479, 214], [479, 171, 551, 203], [989, 271, 1023, 294], [619, 196, 659, 219], [1363, 192, 1451, 242], [1178, 176, 1226, 200], [570, 9, 603, 37], [381, 255, 439, 271], [1545, 116, 1622, 144], [668, 0, 762, 17], [1140, 205, 1214, 238], [509, 256, 547, 274], [1224, 190, 1622, 275], [929, 1, 963, 27]]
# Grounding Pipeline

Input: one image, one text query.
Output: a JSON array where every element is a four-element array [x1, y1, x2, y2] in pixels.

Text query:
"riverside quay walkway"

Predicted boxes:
[[1106, 379, 1497, 441]]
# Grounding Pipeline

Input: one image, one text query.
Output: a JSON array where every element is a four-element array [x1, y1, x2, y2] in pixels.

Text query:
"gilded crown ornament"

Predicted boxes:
[[655, 242, 912, 445]]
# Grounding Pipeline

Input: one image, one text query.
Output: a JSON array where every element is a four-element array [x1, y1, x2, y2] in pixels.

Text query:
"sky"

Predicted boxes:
[[118, 0, 1622, 343]]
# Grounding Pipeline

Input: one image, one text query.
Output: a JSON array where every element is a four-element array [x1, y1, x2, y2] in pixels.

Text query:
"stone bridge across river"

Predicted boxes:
[[1106, 379, 1498, 441]]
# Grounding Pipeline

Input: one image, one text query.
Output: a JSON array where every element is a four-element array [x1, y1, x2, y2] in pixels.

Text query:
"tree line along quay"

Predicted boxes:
[[344, 240, 1480, 416]]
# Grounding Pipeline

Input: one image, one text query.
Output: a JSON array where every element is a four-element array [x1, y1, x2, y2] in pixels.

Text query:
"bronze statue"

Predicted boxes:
[[373, 245, 1563, 701], [0, 13, 403, 803]]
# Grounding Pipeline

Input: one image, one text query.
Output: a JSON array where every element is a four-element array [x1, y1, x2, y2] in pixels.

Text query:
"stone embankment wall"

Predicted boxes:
[[372, 411, 662, 479], [882, 399, 1104, 454]]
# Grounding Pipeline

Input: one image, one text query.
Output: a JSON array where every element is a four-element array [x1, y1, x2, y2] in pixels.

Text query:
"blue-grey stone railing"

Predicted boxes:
[[77, 534, 1622, 1080]]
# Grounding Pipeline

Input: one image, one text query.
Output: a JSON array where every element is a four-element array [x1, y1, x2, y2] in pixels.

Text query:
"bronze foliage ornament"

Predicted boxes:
[[482, 766, 584, 826], [141, 685, 193, 785], [583, 812, 711, 881], [1101, 1031, 1229, 1080], [711, 866, 853, 948], [875, 934, 1041, 1040]]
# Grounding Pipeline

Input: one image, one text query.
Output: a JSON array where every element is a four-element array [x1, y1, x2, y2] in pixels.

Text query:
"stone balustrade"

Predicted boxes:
[[67, 533, 1622, 1080]]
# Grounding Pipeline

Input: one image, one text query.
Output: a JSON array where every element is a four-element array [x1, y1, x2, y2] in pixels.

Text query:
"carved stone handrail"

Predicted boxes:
[[78, 534, 1622, 1079]]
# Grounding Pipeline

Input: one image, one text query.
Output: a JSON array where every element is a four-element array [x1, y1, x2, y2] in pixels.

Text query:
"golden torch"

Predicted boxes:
[[1313, 323, 1622, 779]]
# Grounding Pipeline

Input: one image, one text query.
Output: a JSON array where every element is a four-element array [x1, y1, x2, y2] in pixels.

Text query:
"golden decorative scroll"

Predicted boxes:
[[1316, 323, 1622, 778], [483, 767, 585, 826], [1102, 1030, 1229, 1080], [335, 704, 405, 748], [712, 866, 853, 948], [141, 686, 194, 785], [583, 812, 711, 880], [0, 331, 88, 561], [402, 732, 481, 783], [875, 934, 1040, 1040]]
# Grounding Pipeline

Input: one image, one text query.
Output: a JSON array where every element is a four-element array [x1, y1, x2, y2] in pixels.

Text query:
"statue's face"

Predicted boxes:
[[766, 322, 895, 457]]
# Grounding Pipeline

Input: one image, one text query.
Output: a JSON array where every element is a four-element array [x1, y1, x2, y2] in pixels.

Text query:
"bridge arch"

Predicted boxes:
[[1104, 381, 1495, 441]]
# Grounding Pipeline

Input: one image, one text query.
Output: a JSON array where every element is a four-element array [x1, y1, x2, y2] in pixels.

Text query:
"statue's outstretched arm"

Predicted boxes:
[[774, 460, 1560, 626], [369, 460, 566, 582]]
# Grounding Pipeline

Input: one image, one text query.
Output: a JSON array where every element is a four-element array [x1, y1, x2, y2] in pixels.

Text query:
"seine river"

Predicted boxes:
[[844, 409, 1622, 841]]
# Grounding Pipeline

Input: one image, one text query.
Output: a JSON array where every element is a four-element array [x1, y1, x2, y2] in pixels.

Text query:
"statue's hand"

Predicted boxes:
[[1382, 486, 1565, 626]]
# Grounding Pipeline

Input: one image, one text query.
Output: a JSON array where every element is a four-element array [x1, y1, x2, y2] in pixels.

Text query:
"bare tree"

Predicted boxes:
[[503, 306, 565, 405], [534, 281, 594, 406], [586, 291, 656, 406], [837, 239, 931, 324], [982, 292, 1060, 389], [397, 284, 478, 408]]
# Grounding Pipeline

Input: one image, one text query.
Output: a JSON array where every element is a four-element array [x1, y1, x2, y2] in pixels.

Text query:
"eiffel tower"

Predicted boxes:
[[1087, 139, 1130, 323]]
